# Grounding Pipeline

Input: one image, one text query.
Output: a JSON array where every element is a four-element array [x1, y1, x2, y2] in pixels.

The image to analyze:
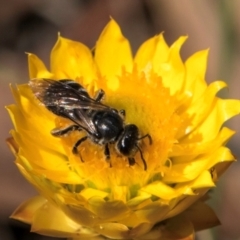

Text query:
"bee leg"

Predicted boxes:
[[95, 89, 105, 102], [128, 157, 135, 166], [72, 136, 88, 159], [104, 144, 110, 159], [104, 144, 112, 167], [135, 145, 147, 171], [51, 125, 82, 136], [138, 134, 152, 145]]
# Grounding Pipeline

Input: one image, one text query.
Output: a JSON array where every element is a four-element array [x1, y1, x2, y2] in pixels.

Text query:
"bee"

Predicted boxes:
[[29, 79, 152, 170]]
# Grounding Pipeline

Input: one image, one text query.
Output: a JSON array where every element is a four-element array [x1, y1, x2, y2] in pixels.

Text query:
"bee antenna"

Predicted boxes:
[[135, 145, 147, 171], [138, 134, 152, 145]]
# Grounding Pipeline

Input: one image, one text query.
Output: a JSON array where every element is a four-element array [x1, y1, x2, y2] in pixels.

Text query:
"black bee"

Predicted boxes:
[[29, 79, 152, 170]]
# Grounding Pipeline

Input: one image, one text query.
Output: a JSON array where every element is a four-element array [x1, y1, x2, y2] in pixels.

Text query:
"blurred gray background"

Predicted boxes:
[[0, 1, 240, 239]]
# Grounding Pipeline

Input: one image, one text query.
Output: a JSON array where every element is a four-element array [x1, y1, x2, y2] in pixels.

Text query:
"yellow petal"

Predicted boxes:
[[178, 81, 228, 140], [6, 104, 26, 132], [164, 147, 234, 183], [11, 196, 46, 224], [171, 171, 215, 199], [15, 160, 38, 188], [6, 137, 18, 156], [31, 168, 81, 184], [10, 84, 56, 136], [134, 202, 170, 224], [127, 193, 152, 210], [118, 213, 151, 228], [140, 181, 182, 200], [157, 36, 187, 95], [134, 34, 169, 71], [95, 19, 133, 90], [11, 130, 69, 173], [171, 127, 235, 158], [62, 204, 97, 226], [94, 223, 129, 239], [50, 36, 97, 83], [80, 188, 108, 200], [184, 50, 208, 101], [28, 53, 53, 79], [186, 98, 240, 142], [87, 197, 130, 221], [32, 201, 99, 238]]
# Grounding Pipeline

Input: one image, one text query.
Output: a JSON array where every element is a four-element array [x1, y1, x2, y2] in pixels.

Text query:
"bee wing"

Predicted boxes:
[[29, 78, 108, 136], [29, 78, 58, 105], [59, 97, 108, 110], [71, 108, 98, 135], [29, 78, 109, 111]]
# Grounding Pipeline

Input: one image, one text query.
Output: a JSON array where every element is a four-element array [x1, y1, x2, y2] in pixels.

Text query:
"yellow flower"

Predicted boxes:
[[6, 19, 240, 239]]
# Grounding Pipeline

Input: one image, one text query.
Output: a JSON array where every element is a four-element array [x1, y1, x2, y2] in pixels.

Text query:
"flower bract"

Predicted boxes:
[[6, 19, 240, 239]]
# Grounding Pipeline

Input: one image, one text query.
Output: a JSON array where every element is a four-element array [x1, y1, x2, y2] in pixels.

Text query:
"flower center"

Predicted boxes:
[[56, 68, 181, 190]]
